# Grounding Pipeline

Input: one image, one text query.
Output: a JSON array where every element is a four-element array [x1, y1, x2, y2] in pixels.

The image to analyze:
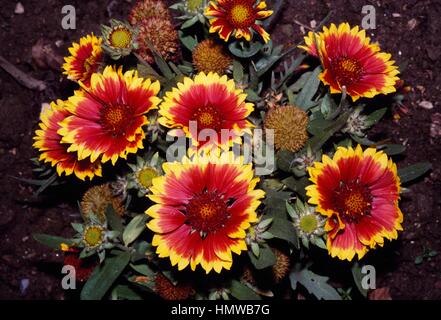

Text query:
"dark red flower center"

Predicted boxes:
[[331, 57, 364, 86], [101, 104, 131, 136], [185, 190, 231, 235], [227, 2, 255, 28], [332, 179, 372, 223], [193, 105, 223, 130]]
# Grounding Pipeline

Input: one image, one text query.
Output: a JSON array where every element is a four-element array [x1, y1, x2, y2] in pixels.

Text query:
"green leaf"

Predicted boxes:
[[398, 162, 432, 184], [365, 107, 387, 126], [263, 189, 291, 219], [33, 233, 75, 250], [81, 251, 131, 300], [251, 242, 260, 258], [295, 66, 322, 110], [290, 268, 342, 300], [229, 280, 261, 300], [244, 89, 261, 102], [229, 41, 263, 58], [248, 245, 276, 270], [105, 205, 124, 234], [275, 54, 305, 91], [112, 285, 142, 300], [123, 214, 147, 246], [276, 150, 296, 173], [233, 60, 244, 83], [350, 134, 375, 146], [289, 71, 311, 92], [256, 53, 283, 78], [379, 144, 406, 156], [181, 15, 199, 29], [351, 262, 368, 297], [320, 93, 338, 119], [178, 31, 198, 51], [135, 60, 162, 82], [130, 263, 155, 278], [308, 117, 334, 136], [307, 112, 350, 152], [267, 217, 299, 248], [143, 38, 174, 80], [71, 223, 83, 233], [311, 237, 327, 250], [414, 256, 423, 265]]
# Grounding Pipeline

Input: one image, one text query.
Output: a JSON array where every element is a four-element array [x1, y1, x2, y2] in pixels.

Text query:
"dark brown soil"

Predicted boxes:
[[0, 0, 440, 299]]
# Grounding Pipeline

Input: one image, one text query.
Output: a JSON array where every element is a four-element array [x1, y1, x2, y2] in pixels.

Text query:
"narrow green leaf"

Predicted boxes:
[[379, 144, 406, 156], [181, 15, 199, 29], [233, 59, 244, 83], [130, 263, 155, 278], [251, 242, 260, 258], [112, 285, 142, 300], [123, 214, 147, 246], [267, 217, 299, 248], [281, 176, 309, 200], [263, 189, 291, 219], [229, 41, 262, 58], [178, 31, 198, 51], [308, 117, 333, 136], [105, 205, 124, 234], [351, 262, 368, 297], [33, 233, 75, 250], [143, 38, 174, 79], [398, 162, 432, 184], [244, 89, 261, 102], [365, 107, 387, 126], [229, 280, 261, 300], [308, 112, 350, 152], [81, 251, 131, 300], [295, 66, 322, 110], [248, 245, 276, 270], [276, 150, 295, 173]]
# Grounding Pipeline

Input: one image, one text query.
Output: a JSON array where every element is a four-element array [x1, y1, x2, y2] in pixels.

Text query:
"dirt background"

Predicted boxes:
[[0, 0, 440, 299]]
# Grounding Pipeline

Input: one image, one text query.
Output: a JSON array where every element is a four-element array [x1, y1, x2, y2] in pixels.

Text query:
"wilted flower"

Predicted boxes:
[[271, 248, 290, 283], [154, 273, 195, 300], [192, 39, 232, 75], [264, 104, 309, 153], [135, 17, 181, 64], [128, 0, 170, 25], [81, 183, 125, 223]]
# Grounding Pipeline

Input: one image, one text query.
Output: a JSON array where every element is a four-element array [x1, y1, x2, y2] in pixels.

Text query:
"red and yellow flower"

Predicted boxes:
[[158, 72, 254, 152], [205, 0, 273, 43], [299, 23, 400, 101], [33, 100, 102, 180], [58, 66, 161, 165], [146, 152, 265, 273], [62, 34, 103, 87], [306, 145, 403, 261]]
